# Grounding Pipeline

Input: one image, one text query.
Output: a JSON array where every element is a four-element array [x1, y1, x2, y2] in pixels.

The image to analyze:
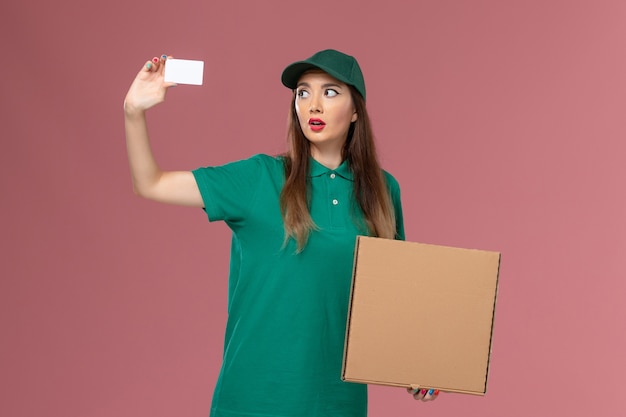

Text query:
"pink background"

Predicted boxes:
[[2, 1, 625, 416]]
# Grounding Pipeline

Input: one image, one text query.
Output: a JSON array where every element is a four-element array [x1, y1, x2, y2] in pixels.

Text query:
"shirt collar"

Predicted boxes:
[[309, 157, 354, 181]]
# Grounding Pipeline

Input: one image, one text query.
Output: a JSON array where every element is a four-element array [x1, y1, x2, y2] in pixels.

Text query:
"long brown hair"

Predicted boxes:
[[280, 86, 397, 251]]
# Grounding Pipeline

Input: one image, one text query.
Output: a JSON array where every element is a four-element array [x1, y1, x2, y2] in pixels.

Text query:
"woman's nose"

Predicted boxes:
[[309, 96, 322, 113]]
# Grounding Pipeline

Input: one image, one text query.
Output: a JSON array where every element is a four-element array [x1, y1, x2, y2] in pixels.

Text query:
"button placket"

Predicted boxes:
[[323, 169, 351, 230], [331, 173, 339, 206], [329, 172, 339, 206]]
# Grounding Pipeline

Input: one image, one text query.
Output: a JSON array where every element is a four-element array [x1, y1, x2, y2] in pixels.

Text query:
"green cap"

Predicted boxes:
[[281, 49, 366, 100]]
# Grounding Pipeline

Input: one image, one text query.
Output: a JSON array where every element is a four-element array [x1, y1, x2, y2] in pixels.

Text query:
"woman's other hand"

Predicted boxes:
[[124, 55, 176, 116], [407, 387, 440, 402]]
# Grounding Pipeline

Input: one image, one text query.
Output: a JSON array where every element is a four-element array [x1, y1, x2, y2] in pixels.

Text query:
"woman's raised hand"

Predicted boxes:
[[124, 55, 176, 116]]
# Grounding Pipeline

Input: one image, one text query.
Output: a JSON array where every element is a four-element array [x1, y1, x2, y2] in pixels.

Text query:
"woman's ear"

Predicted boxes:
[[351, 111, 358, 122]]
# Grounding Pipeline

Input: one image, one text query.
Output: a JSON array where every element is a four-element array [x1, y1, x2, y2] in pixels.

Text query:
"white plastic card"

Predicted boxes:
[[164, 59, 204, 85]]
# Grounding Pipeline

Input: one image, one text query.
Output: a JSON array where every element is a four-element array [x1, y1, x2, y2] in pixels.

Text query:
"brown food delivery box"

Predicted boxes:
[[341, 236, 501, 395]]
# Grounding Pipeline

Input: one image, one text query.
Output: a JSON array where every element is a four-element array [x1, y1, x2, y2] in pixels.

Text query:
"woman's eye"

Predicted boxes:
[[325, 89, 338, 97], [297, 90, 310, 98]]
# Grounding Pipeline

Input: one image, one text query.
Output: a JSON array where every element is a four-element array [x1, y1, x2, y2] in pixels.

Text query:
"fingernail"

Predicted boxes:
[[428, 389, 434, 395], [434, 390, 440, 395], [152, 57, 159, 63], [421, 389, 427, 395], [161, 54, 167, 59], [146, 62, 152, 69]]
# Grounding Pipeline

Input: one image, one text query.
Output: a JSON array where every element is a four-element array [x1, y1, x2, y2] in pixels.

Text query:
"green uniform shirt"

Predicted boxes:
[[192, 154, 404, 417]]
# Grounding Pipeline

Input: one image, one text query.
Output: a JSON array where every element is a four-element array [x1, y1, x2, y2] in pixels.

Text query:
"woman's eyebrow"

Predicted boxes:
[[296, 82, 343, 89]]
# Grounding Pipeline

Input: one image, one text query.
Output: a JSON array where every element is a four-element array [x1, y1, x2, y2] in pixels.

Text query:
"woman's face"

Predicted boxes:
[[295, 71, 358, 154]]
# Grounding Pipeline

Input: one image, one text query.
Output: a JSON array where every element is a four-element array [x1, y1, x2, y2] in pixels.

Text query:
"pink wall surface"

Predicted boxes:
[[2, 1, 625, 416]]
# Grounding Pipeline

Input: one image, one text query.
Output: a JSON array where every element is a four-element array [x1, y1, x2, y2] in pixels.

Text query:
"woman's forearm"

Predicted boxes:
[[124, 108, 162, 198]]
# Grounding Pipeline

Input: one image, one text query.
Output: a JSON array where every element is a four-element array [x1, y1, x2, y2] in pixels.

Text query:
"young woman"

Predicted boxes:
[[124, 49, 438, 417]]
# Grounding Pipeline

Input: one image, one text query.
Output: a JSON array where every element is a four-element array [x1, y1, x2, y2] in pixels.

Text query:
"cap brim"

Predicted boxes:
[[281, 61, 350, 91]]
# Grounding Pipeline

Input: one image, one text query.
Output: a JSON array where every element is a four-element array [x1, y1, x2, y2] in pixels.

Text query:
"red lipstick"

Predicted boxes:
[[308, 118, 326, 132]]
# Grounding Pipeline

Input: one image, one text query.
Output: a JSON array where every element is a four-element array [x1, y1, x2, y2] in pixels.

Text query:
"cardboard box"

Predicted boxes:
[[342, 236, 501, 395]]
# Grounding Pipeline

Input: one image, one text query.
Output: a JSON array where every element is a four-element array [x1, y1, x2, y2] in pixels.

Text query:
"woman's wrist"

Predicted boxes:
[[123, 100, 146, 119]]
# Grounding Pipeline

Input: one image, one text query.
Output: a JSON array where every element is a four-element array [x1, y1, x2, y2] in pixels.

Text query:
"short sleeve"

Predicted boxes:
[[384, 171, 405, 241], [192, 154, 267, 223]]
